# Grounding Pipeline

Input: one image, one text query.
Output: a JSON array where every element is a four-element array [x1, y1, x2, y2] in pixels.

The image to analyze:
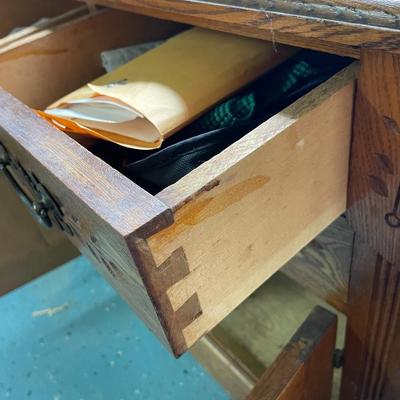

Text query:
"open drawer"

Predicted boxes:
[[192, 272, 342, 399], [0, 0, 90, 295], [0, 7, 356, 355]]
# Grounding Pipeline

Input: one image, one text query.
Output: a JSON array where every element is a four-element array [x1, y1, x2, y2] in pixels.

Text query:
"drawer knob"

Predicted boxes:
[[0, 143, 70, 233], [385, 183, 400, 228]]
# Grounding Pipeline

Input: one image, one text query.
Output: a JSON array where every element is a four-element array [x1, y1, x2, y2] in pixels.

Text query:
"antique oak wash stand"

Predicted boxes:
[[74, 3, 400, 398], [0, 1, 400, 399], [69, 1, 400, 398]]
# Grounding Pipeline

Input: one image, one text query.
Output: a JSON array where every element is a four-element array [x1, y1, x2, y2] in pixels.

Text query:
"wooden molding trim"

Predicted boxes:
[[341, 239, 400, 399], [83, 0, 400, 58]]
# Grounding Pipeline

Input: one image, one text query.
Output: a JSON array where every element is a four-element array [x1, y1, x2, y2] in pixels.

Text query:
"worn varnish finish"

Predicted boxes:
[[0, 0, 85, 294], [341, 240, 400, 400], [282, 216, 353, 315], [0, 9, 182, 296], [0, 89, 173, 348], [246, 306, 336, 400], [343, 50, 400, 399], [84, 0, 400, 57], [348, 50, 400, 265]]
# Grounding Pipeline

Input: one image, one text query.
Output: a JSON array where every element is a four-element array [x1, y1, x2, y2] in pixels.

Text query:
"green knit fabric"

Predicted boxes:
[[187, 54, 331, 134]]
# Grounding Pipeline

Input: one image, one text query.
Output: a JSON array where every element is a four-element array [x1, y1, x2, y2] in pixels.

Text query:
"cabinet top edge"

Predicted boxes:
[[86, 0, 400, 57]]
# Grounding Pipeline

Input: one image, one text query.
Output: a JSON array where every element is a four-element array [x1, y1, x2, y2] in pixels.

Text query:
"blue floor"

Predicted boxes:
[[0, 256, 229, 400]]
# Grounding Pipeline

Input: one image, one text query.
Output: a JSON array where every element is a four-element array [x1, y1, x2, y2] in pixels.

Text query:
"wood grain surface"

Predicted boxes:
[[341, 239, 400, 400], [348, 50, 400, 265], [282, 216, 354, 315], [0, 8, 182, 296], [343, 49, 400, 400], [0, 88, 173, 349], [191, 334, 258, 399], [246, 306, 337, 400], [192, 272, 346, 400], [83, 0, 400, 57], [0, 8, 184, 109]]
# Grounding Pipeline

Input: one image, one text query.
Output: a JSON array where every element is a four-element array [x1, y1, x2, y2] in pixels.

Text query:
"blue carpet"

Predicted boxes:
[[0, 256, 229, 400]]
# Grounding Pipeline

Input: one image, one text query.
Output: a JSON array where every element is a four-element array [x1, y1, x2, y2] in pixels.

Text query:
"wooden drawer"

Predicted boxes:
[[0, 0, 88, 295], [192, 272, 341, 399], [0, 8, 356, 355]]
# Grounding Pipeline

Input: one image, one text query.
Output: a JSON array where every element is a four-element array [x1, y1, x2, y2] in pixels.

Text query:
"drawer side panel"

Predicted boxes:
[[150, 66, 356, 350]]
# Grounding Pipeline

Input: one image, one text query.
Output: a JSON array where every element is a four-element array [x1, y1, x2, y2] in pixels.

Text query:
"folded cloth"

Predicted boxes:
[[100, 41, 164, 72], [92, 50, 352, 194]]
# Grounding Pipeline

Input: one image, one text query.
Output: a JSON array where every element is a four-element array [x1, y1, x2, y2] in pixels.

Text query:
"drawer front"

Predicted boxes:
[[0, 8, 357, 355], [0, 0, 88, 294]]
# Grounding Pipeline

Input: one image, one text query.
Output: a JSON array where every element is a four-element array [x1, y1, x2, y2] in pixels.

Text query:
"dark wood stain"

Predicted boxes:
[[368, 175, 389, 198], [384, 116, 400, 136], [375, 153, 395, 176]]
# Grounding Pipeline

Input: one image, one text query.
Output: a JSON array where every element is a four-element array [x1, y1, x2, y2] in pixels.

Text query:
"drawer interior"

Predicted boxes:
[[0, 0, 80, 38], [0, 7, 355, 194], [0, 9, 185, 110], [192, 271, 346, 400], [0, 7, 357, 355]]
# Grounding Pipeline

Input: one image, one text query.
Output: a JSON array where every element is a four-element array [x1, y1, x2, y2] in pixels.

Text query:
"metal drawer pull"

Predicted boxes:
[[0, 143, 69, 233]]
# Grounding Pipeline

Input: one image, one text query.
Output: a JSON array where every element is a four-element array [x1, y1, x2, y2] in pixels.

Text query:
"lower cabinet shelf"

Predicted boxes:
[[192, 272, 345, 400]]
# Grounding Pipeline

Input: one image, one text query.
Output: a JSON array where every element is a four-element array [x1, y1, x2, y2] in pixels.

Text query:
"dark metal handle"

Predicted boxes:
[[385, 183, 400, 228], [0, 143, 69, 232]]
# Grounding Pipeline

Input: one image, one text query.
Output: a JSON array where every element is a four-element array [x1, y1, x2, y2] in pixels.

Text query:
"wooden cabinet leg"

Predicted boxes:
[[342, 49, 400, 399], [341, 239, 400, 400]]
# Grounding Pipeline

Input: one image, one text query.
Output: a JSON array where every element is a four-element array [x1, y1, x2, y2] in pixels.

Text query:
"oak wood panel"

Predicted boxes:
[[246, 306, 337, 400], [282, 216, 354, 314], [343, 50, 400, 400], [0, 8, 183, 295], [0, 8, 185, 109], [84, 0, 400, 58], [0, 177, 78, 295], [192, 272, 346, 399], [341, 239, 400, 400], [0, 0, 79, 38], [0, 89, 173, 348], [191, 334, 258, 400], [150, 65, 356, 350], [348, 50, 400, 265]]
